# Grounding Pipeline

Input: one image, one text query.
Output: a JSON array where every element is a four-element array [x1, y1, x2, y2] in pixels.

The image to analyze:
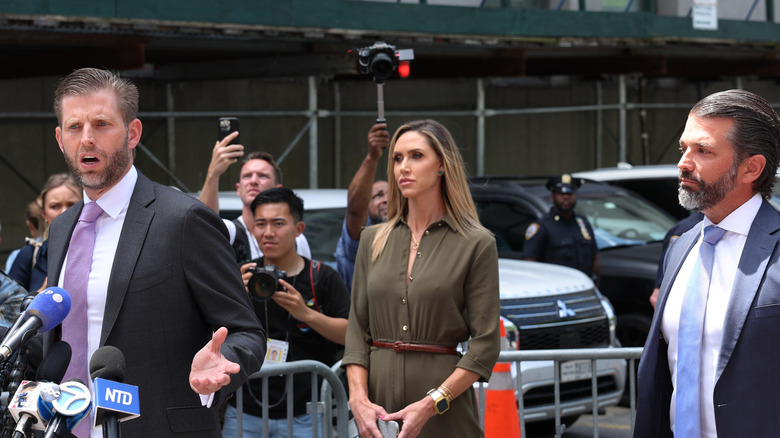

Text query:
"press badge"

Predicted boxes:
[[265, 339, 290, 363]]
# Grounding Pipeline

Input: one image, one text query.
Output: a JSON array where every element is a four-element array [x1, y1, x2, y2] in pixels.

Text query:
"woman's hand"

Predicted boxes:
[[349, 397, 389, 438], [382, 396, 437, 438]]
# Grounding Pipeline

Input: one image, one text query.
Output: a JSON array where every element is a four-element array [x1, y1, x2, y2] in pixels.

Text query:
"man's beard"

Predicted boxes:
[[678, 164, 738, 212], [64, 133, 131, 192], [553, 199, 576, 214]]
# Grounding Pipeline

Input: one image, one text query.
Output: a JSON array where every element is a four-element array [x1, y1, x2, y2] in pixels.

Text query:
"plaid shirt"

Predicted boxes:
[[0, 272, 26, 328]]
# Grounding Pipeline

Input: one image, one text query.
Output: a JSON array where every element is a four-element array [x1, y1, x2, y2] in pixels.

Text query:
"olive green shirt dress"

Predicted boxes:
[[343, 216, 501, 437]]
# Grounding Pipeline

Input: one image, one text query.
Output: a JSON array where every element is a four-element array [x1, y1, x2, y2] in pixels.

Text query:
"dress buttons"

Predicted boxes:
[[402, 298, 407, 305], [409, 276, 413, 282], [424, 230, 430, 235], [402, 325, 408, 331], [416, 252, 421, 257]]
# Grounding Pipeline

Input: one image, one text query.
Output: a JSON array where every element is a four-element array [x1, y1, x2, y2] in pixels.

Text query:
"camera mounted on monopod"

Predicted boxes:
[[351, 41, 414, 123]]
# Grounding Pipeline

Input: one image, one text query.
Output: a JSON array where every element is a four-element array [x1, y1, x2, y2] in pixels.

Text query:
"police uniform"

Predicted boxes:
[[523, 174, 598, 279]]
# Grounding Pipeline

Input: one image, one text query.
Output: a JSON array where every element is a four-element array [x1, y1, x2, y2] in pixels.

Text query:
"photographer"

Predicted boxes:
[[222, 187, 350, 438], [199, 135, 311, 262], [336, 123, 390, 291]]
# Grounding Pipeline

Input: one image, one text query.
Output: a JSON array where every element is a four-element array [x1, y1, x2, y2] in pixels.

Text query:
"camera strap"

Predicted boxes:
[[309, 260, 322, 313]]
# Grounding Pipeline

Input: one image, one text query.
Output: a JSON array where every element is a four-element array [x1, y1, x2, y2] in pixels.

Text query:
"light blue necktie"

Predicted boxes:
[[675, 225, 727, 437]]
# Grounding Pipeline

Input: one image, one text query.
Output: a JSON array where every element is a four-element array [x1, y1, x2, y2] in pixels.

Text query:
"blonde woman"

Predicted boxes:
[[343, 120, 500, 438], [9, 173, 81, 291]]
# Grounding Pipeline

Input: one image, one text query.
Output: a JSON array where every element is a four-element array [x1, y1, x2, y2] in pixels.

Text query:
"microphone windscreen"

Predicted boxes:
[[36, 341, 72, 383], [89, 346, 126, 382], [25, 287, 71, 332]]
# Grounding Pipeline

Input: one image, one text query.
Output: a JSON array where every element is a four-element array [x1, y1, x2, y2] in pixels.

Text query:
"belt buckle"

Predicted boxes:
[[392, 341, 406, 352]]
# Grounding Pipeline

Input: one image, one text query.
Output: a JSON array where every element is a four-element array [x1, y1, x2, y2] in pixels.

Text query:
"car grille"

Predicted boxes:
[[501, 290, 611, 349], [523, 376, 619, 408]]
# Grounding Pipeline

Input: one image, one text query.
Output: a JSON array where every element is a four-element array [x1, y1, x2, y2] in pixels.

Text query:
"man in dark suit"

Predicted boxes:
[[46, 67, 265, 437], [635, 89, 780, 438]]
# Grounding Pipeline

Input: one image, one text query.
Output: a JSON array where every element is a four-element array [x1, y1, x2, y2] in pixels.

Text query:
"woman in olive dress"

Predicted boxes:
[[343, 119, 501, 438]]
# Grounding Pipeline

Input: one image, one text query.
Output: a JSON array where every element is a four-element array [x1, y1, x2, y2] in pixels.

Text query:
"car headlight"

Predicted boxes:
[[596, 289, 618, 347]]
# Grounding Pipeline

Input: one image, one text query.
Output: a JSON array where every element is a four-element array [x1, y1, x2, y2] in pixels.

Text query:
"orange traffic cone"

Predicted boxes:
[[484, 319, 521, 438]]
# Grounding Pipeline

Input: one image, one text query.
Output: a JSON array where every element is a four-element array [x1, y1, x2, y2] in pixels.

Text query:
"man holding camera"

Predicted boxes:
[[199, 135, 310, 262], [222, 187, 350, 438], [336, 123, 390, 291]]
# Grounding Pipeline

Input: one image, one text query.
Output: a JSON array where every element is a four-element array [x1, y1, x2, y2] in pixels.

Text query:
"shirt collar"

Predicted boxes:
[[83, 166, 138, 219], [702, 192, 762, 237], [400, 214, 455, 231]]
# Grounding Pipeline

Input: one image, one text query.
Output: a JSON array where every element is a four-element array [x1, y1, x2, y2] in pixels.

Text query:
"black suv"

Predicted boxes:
[[469, 176, 676, 348]]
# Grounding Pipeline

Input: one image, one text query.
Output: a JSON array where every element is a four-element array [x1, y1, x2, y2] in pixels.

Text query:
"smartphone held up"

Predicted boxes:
[[218, 117, 240, 144]]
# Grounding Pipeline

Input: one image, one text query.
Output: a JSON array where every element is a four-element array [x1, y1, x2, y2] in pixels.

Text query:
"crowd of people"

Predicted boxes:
[[1, 66, 779, 438]]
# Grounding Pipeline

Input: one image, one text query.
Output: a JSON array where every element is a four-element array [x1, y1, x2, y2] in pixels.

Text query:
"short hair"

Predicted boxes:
[[54, 68, 139, 126], [242, 151, 283, 186], [690, 89, 780, 199], [250, 187, 304, 223]]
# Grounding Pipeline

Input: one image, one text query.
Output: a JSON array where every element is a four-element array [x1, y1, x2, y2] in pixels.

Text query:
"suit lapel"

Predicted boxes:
[[656, 223, 701, 315], [47, 201, 84, 286], [100, 173, 155, 346], [716, 200, 780, 380]]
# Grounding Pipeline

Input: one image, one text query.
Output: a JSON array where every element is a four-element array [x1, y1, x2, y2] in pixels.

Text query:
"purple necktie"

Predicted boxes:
[[61, 202, 103, 437]]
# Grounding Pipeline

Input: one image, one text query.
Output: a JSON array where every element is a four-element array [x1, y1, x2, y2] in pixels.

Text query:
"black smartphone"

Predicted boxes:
[[218, 117, 240, 145]]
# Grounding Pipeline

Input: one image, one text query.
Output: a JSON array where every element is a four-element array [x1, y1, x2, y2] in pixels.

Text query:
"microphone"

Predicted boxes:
[[90, 346, 140, 437], [8, 342, 72, 438], [0, 294, 38, 358], [39, 379, 91, 438], [0, 288, 71, 363]]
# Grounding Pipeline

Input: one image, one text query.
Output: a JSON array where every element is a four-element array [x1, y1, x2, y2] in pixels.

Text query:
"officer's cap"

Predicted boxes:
[[546, 174, 582, 194]]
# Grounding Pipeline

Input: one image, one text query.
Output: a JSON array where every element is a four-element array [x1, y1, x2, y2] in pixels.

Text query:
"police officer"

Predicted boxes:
[[523, 174, 600, 284]]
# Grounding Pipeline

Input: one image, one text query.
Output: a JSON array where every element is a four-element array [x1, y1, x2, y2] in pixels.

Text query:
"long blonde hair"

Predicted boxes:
[[370, 119, 486, 261]]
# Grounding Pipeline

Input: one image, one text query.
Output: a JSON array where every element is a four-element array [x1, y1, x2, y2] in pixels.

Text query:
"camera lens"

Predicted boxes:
[[370, 52, 395, 82], [248, 271, 277, 301]]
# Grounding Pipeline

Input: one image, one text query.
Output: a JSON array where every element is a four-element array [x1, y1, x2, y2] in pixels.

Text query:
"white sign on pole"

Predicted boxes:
[[693, 0, 718, 31]]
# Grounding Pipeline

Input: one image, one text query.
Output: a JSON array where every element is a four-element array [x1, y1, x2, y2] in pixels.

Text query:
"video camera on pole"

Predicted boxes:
[[353, 41, 414, 124]]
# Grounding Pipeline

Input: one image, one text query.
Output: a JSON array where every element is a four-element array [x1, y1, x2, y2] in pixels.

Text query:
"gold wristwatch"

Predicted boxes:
[[427, 388, 451, 414]]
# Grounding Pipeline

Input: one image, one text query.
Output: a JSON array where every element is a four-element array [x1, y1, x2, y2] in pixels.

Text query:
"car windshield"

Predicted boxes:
[[576, 193, 675, 249]]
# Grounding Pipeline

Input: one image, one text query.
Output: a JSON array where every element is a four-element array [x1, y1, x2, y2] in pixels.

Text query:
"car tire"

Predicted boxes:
[[525, 415, 580, 436]]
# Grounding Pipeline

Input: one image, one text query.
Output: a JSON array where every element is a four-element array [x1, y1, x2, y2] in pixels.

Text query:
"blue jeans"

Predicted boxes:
[[222, 404, 318, 438]]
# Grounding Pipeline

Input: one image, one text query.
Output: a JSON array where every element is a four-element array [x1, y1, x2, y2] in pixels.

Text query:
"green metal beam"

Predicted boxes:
[[1, 0, 779, 44]]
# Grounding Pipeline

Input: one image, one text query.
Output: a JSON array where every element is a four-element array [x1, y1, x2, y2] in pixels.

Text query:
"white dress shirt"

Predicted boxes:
[[661, 193, 762, 438]]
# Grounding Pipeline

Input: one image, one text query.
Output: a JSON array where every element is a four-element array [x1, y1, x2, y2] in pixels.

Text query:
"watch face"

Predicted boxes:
[[436, 398, 449, 413]]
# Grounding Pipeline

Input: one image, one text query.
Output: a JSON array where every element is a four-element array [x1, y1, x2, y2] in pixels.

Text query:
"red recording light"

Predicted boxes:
[[398, 61, 410, 78]]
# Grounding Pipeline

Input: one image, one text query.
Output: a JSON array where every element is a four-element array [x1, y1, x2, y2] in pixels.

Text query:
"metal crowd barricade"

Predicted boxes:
[[478, 347, 644, 438], [234, 348, 643, 438], [235, 359, 350, 438]]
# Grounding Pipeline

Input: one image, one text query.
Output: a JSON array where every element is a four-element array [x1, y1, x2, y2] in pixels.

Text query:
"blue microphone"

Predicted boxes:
[[90, 346, 140, 438], [0, 287, 72, 362], [39, 379, 92, 438]]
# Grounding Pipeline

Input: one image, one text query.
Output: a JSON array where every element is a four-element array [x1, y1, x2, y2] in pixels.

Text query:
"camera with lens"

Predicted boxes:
[[356, 41, 414, 84], [247, 264, 287, 302]]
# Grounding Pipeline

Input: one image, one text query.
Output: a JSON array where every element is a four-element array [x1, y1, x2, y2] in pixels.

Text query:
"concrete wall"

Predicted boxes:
[[2, 73, 779, 267]]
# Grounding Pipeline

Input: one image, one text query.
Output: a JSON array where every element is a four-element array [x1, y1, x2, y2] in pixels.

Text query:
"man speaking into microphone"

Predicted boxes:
[[43, 68, 265, 438]]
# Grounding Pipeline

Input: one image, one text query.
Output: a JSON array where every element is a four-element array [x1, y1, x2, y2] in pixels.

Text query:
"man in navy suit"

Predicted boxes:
[[635, 89, 780, 437], [46, 68, 265, 437]]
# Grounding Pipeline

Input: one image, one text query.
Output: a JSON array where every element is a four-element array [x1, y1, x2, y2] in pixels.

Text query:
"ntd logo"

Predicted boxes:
[[92, 378, 140, 428], [105, 388, 133, 405]]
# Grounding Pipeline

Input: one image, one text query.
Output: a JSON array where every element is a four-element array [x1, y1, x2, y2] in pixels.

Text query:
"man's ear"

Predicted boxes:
[[55, 126, 64, 154], [295, 221, 305, 237], [127, 119, 142, 150], [740, 154, 766, 185]]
